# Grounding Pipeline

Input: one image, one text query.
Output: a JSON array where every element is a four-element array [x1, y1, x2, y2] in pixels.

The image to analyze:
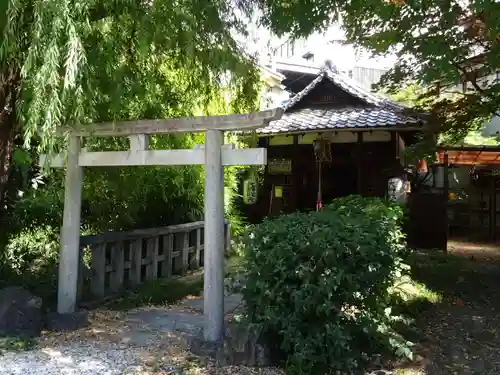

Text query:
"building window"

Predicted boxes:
[[303, 51, 314, 61]]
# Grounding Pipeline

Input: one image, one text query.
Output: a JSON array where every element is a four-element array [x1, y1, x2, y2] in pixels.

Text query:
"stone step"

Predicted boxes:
[[122, 294, 244, 346], [180, 293, 243, 315]]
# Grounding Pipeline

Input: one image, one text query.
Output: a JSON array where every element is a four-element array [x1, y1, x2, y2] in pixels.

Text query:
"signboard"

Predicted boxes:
[[268, 158, 292, 174]]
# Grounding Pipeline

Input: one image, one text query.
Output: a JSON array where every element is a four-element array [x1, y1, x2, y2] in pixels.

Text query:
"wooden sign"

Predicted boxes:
[[268, 158, 292, 174]]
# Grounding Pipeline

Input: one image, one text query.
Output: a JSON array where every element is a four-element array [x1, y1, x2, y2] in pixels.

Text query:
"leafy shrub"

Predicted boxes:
[[3, 226, 59, 274], [0, 226, 60, 308], [240, 195, 411, 374], [4, 186, 64, 234]]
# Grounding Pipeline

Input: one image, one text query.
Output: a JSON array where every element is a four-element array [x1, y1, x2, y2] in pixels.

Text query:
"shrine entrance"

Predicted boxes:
[[41, 108, 283, 342]]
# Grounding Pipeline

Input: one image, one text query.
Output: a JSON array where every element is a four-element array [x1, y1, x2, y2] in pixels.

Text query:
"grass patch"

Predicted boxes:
[[394, 369, 426, 375], [391, 274, 442, 316], [392, 276, 441, 304], [0, 336, 36, 352], [107, 274, 204, 310], [390, 252, 443, 316], [107, 256, 242, 310], [388, 272, 442, 344]]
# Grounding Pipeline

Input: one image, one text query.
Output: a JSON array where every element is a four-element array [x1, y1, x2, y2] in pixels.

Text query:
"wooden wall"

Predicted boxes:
[[242, 130, 407, 222]]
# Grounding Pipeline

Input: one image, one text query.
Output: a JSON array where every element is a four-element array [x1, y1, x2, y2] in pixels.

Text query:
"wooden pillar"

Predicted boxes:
[[443, 151, 449, 252], [356, 132, 363, 195], [203, 129, 225, 343], [291, 135, 299, 211], [257, 136, 270, 222], [490, 175, 496, 241], [58, 135, 84, 313]]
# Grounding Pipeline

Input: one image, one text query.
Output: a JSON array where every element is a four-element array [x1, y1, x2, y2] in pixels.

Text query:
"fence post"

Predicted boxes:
[[110, 242, 125, 293], [181, 231, 190, 274], [161, 234, 173, 278], [80, 222, 209, 301], [191, 228, 202, 270], [77, 246, 85, 302], [130, 239, 143, 287], [90, 243, 106, 299], [146, 236, 159, 280]]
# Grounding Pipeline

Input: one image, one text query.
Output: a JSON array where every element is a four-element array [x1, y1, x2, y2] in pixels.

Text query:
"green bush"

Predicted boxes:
[[3, 226, 59, 274], [0, 226, 60, 308], [240, 195, 411, 374]]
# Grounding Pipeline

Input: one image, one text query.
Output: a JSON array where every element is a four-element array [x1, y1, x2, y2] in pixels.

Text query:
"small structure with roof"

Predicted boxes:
[[435, 145, 500, 242], [242, 63, 425, 220]]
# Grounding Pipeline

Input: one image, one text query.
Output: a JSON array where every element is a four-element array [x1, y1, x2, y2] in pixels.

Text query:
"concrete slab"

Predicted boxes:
[[122, 294, 244, 346]]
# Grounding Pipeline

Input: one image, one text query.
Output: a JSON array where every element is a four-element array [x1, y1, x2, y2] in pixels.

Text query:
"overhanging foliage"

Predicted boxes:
[[253, 0, 500, 146]]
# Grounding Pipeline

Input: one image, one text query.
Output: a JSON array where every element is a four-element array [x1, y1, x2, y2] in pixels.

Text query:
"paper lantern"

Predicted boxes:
[[243, 178, 258, 205]]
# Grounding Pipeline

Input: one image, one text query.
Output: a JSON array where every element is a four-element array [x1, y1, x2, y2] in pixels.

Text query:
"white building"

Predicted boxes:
[[266, 24, 397, 90]]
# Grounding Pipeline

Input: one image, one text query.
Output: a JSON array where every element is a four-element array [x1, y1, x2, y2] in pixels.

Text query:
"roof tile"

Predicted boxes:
[[258, 68, 423, 134], [258, 107, 420, 134]]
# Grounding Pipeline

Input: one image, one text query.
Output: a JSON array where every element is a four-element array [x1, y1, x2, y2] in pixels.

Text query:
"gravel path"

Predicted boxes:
[[0, 337, 284, 375], [0, 294, 256, 375], [0, 306, 196, 375], [0, 343, 152, 375]]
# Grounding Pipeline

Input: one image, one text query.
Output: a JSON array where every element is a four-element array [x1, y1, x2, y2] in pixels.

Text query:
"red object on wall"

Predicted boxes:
[[417, 159, 428, 173], [316, 200, 323, 211]]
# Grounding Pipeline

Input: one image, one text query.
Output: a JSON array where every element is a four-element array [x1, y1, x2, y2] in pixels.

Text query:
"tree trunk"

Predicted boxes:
[[0, 67, 20, 213]]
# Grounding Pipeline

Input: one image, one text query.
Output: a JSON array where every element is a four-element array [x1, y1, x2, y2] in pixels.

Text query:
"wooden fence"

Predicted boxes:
[[77, 221, 231, 302]]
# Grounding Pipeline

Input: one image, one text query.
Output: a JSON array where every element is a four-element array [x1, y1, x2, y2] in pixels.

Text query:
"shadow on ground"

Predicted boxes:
[[397, 239, 500, 375]]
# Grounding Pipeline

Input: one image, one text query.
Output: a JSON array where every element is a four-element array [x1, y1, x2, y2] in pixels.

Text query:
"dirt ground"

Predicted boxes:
[[395, 239, 500, 375]]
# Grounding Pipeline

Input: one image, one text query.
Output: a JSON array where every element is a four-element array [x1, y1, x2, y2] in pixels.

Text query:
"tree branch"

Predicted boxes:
[[88, 1, 142, 22], [452, 62, 486, 94]]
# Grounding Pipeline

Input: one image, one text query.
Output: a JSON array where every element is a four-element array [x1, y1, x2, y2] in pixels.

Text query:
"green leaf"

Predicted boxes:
[[11, 148, 32, 166]]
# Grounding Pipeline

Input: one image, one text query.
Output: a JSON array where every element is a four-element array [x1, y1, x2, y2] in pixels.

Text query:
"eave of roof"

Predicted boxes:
[[257, 66, 426, 134], [258, 64, 286, 82], [273, 60, 322, 76]]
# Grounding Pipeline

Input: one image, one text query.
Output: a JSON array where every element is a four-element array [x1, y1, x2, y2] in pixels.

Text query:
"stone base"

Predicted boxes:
[[189, 336, 221, 358], [216, 321, 270, 366], [45, 311, 89, 332], [189, 321, 271, 367]]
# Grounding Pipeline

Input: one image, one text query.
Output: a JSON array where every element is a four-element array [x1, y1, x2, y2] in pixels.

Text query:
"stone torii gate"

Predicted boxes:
[[40, 108, 283, 342]]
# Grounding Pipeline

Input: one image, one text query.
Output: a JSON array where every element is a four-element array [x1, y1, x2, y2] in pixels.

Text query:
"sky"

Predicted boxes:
[[237, 16, 398, 71]]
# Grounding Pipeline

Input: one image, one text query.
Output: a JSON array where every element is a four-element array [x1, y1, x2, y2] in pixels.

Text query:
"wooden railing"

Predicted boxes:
[[77, 221, 231, 302]]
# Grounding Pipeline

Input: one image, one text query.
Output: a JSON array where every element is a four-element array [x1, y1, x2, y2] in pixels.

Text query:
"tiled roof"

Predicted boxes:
[[258, 68, 423, 134], [258, 106, 420, 134]]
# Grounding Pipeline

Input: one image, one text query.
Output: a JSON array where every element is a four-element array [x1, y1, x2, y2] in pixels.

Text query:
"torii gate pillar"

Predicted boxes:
[[203, 129, 225, 342], [58, 135, 83, 314]]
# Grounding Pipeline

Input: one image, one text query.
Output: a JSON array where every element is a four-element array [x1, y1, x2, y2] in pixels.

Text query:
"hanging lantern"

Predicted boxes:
[[243, 131, 259, 205], [387, 177, 407, 203], [243, 177, 258, 205], [313, 136, 332, 211]]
